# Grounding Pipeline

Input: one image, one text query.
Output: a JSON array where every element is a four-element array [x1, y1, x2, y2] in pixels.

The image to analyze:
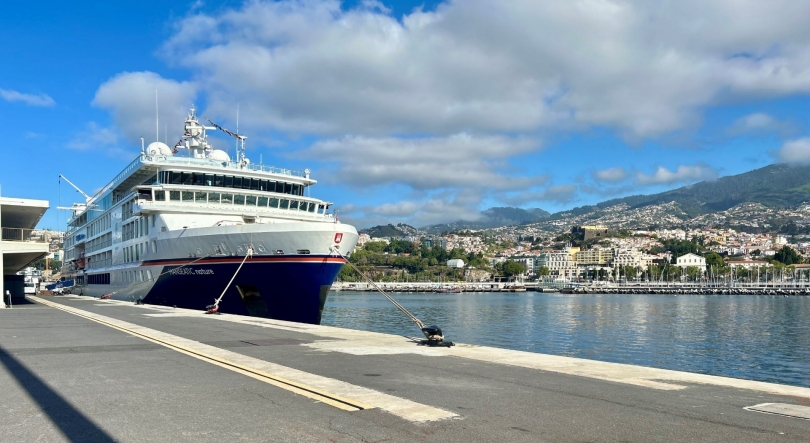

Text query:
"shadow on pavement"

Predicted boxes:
[[0, 347, 117, 442]]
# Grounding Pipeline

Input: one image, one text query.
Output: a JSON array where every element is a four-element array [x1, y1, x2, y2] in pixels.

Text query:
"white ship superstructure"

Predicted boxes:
[[62, 106, 357, 323]]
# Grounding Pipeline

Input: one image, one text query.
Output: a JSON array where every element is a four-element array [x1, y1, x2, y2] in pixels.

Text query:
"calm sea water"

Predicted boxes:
[[321, 291, 810, 388]]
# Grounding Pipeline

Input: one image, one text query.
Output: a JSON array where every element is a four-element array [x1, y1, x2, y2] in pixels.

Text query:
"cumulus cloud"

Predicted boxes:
[[727, 112, 797, 137], [593, 167, 630, 183], [775, 137, 810, 164], [302, 133, 543, 190], [0, 88, 55, 107], [635, 163, 718, 185], [157, 0, 810, 138], [93, 71, 197, 142]]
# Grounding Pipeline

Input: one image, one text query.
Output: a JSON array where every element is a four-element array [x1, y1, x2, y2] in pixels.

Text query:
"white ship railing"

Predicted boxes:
[[78, 153, 311, 223]]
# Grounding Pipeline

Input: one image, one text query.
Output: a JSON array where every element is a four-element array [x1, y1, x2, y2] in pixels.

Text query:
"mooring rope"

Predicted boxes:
[[206, 246, 253, 313], [329, 246, 425, 330]]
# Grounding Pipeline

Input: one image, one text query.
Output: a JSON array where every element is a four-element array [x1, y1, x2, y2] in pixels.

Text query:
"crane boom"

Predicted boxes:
[[58, 174, 91, 202]]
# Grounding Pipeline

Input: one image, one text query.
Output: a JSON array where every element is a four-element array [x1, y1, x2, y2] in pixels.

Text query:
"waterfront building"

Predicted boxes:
[[1, 196, 50, 300], [536, 251, 578, 278], [574, 247, 613, 265], [675, 253, 706, 270]]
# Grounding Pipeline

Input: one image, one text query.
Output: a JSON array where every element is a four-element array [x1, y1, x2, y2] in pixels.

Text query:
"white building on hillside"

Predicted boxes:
[[446, 259, 465, 268], [676, 253, 706, 269]]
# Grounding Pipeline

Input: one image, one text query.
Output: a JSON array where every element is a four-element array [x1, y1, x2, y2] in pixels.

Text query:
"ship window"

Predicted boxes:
[[250, 178, 259, 190], [308, 202, 316, 212], [234, 194, 245, 205], [221, 193, 233, 204], [170, 172, 182, 185], [289, 200, 299, 210], [209, 192, 220, 203], [269, 197, 279, 208], [242, 178, 251, 189], [192, 173, 203, 186], [233, 177, 242, 188], [246, 195, 257, 206], [300, 202, 309, 212], [284, 183, 292, 195], [155, 191, 166, 201], [280, 199, 289, 209], [259, 180, 268, 191], [170, 190, 180, 201], [152, 240, 157, 253], [292, 184, 301, 196], [182, 191, 194, 202], [182, 172, 193, 185], [205, 174, 214, 186], [224, 176, 233, 187], [266, 181, 276, 192], [258, 196, 268, 206], [195, 192, 207, 203], [214, 175, 224, 186]]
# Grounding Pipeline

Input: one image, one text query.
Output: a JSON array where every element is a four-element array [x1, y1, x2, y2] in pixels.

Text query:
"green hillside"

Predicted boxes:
[[556, 163, 810, 219]]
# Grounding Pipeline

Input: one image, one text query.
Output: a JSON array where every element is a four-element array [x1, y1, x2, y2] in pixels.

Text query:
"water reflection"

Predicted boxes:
[[321, 292, 810, 388]]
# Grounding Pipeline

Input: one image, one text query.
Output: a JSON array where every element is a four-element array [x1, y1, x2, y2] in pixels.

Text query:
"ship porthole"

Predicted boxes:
[[257, 245, 265, 253]]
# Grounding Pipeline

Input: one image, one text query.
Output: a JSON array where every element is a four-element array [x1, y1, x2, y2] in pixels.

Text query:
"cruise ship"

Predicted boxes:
[[61, 106, 358, 324]]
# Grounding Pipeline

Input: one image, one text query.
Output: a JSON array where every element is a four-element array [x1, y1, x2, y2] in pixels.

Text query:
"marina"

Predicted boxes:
[[1, 294, 809, 442]]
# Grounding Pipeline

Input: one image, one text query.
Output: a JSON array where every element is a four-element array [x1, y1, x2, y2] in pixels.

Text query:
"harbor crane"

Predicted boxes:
[[58, 174, 91, 203]]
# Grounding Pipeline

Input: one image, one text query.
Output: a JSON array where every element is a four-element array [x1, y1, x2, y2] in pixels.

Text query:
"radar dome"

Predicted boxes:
[[146, 142, 173, 156], [208, 150, 231, 162]]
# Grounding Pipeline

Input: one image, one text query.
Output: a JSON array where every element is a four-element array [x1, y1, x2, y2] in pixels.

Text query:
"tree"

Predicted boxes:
[[498, 260, 526, 278], [537, 266, 550, 277], [686, 266, 702, 281], [773, 245, 802, 266], [363, 241, 386, 253]]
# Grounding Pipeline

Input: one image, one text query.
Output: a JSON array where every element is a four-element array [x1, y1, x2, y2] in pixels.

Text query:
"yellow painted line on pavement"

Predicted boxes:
[[31, 296, 369, 412]]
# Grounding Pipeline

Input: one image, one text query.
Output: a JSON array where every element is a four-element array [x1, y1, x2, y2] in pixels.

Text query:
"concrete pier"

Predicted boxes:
[[1, 295, 809, 442]]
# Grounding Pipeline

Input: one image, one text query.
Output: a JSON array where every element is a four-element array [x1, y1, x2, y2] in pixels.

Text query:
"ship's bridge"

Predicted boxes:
[[1, 196, 50, 300]]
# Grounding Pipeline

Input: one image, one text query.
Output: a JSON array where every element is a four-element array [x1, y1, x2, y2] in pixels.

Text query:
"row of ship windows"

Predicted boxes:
[[122, 216, 150, 241], [86, 233, 112, 254], [87, 213, 111, 238], [124, 241, 155, 263], [86, 270, 153, 285], [87, 251, 112, 269], [158, 171, 305, 196], [151, 190, 323, 213]]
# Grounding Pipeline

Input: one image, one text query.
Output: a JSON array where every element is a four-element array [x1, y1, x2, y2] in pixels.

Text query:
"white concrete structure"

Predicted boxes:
[[675, 253, 706, 269], [446, 258, 465, 268], [1, 196, 50, 301]]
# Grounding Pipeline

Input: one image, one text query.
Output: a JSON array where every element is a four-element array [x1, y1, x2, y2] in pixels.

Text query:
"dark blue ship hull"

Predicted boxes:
[[140, 255, 345, 324]]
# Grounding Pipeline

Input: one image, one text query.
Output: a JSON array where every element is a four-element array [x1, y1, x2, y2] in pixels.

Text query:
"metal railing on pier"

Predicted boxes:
[[1, 228, 38, 242]]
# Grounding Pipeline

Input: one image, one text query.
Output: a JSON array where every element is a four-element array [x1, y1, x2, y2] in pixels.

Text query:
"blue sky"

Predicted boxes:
[[2, 0, 810, 230]]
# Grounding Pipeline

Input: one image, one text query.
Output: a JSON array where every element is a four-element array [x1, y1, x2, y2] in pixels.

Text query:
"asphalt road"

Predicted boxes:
[[0, 295, 807, 442]]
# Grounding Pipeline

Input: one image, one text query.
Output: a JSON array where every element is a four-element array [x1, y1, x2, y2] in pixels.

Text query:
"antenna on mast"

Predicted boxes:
[[236, 103, 239, 161], [155, 89, 159, 143]]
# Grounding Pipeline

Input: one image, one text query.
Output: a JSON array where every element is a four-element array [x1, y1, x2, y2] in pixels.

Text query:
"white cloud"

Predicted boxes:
[[505, 184, 579, 205], [157, 0, 810, 138], [92, 71, 197, 143], [593, 167, 630, 183], [728, 112, 796, 137], [67, 122, 132, 158], [775, 137, 810, 164], [302, 133, 543, 190], [354, 190, 486, 227], [635, 163, 718, 185], [0, 88, 55, 107]]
